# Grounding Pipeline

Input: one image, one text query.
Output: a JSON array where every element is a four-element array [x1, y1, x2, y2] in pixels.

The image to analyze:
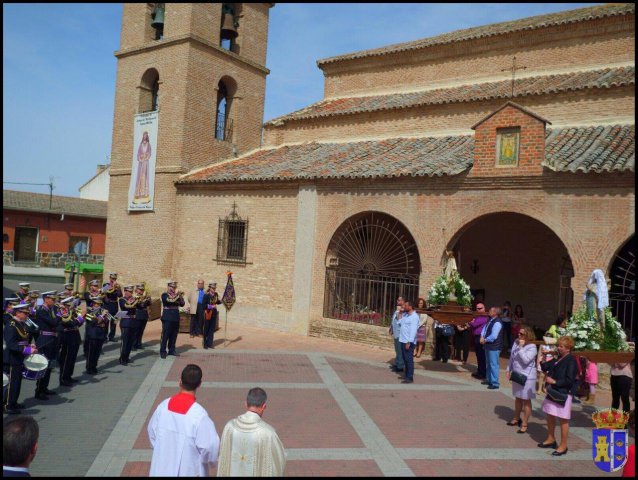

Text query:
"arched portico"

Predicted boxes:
[[444, 212, 574, 330]]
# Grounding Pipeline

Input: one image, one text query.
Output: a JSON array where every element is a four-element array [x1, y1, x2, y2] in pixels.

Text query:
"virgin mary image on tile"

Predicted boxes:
[[128, 111, 158, 211]]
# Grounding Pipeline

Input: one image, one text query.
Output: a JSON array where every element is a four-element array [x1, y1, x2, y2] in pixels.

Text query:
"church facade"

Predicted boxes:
[[105, 3, 635, 345]]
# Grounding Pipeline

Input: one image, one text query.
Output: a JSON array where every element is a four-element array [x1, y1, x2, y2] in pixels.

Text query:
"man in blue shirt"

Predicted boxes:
[[398, 300, 420, 384], [389, 297, 405, 374], [480, 306, 504, 389]]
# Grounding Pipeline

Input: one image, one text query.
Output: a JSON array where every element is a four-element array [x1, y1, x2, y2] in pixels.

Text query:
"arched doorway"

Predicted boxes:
[[448, 212, 573, 332], [323, 212, 420, 326], [609, 235, 635, 340]]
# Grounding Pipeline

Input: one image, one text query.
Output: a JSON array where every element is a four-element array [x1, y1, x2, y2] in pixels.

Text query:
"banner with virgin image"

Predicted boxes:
[[128, 111, 158, 211]]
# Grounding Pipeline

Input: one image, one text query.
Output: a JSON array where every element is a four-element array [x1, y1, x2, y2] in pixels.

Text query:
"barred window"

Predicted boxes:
[[216, 203, 249, 265]]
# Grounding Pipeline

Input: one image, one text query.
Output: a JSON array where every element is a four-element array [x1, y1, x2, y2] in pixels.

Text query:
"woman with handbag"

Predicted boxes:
[[505, 326, 537, 433], [538, 335, 578, 456]]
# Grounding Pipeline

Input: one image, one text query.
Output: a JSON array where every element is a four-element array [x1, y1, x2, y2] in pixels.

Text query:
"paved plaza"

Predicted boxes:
[[7, 316, 625, 477]]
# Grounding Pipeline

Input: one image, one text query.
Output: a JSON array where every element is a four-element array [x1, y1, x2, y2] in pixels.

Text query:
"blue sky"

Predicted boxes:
[[3, 3, 596, 197]]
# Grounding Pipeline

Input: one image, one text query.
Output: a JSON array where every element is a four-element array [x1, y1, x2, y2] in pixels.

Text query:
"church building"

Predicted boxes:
[[105, 3, 635, 346]]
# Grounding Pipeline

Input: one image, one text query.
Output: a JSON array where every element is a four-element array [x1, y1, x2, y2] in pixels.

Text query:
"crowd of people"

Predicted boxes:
[[388, 295, 635, 460], [2, 275, 224, 415]]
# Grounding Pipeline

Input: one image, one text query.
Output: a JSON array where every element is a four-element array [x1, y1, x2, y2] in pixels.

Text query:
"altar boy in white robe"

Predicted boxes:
[[148, 364, 220, 477], [217, 387, 286, 477]]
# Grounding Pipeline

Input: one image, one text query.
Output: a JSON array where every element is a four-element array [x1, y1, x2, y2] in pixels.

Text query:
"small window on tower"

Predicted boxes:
[[215, 81, 232, 141]]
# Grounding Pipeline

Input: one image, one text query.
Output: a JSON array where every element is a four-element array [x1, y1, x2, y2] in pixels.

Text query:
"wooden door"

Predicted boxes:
[[14, 227, 38, 261]]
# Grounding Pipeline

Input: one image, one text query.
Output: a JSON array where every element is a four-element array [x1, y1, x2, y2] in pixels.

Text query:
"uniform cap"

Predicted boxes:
[[135, 284, 145, 289], [90, 296, 104, 304], [208, 282, 217, 288], [28, 291, 40, 298], [60, 297, 75, 305], [19, 282, 30, 287], [109, 272, 118, 278], [124, 285, 134, 292], [13, 303, 31, 312], [42, 291, 57, 299], [167, 280, 177, 286], [89, 279, 100, 286]]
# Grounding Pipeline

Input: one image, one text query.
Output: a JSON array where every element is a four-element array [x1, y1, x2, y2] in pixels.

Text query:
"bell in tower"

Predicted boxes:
[[221, 3, 238, 40], [151, 3, 165, 36]]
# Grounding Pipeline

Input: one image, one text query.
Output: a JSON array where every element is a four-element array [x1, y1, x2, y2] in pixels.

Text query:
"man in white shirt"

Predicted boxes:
[[399, 300, 420, 384], [217, 387, 286, 477], [148, 364, 220, 476]]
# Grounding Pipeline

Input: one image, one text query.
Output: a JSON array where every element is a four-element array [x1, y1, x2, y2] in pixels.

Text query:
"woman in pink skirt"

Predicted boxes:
[[538, 336, 578, 456], [505, 326, 537, 433]]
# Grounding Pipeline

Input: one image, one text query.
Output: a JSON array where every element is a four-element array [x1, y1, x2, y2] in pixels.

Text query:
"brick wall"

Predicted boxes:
[[470, 103, 546, 177], [263, 88, 634, 147], [320, 14, 634, 98]]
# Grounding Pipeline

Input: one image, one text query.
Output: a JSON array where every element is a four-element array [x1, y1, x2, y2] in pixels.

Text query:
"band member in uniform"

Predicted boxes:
[[160, 281, 184, 359], [83, 280, 103, 358], [62, 283, 82, 309], [134, 284, 151, 350], [57, 297, 85, 387], [25, 291, 41, 342], [4, 297, 20, 329], [34, 291, 60, 400], [202, 282, 222, 349], [15, 283, 30, 301], [3, 303, 38, 414], [118, 285, 139, 366], [102, 273, 123, 342], [84, 296, 107, 375]]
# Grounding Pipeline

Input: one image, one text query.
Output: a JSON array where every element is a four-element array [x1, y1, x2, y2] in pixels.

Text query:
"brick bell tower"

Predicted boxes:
[[104, 3, 272, 292]]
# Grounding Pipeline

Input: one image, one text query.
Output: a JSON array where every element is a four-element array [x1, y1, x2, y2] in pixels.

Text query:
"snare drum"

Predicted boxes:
[[22, 354, 49, 381]]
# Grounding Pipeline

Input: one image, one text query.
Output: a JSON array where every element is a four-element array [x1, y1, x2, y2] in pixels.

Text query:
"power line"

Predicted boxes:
[[4, 178, 55, 209]]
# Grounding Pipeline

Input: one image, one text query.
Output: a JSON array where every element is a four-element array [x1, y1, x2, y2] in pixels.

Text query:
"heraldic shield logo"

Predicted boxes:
[[592, 408, 630, 473]]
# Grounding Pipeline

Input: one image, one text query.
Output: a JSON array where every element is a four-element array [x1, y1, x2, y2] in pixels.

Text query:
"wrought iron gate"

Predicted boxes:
[[609, 236, 635, 341], [323, 212, 420, 327]]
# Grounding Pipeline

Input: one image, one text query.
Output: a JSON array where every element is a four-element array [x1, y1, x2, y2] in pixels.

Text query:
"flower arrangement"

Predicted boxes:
[[427, 271, 473, 307], [564, 305, 629, 352]]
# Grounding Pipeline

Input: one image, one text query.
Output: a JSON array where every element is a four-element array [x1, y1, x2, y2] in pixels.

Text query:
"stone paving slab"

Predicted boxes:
[[4, 317, 628, 477]]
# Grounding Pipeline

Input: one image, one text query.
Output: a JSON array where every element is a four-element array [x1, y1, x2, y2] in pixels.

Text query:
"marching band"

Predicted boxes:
[[2, 274, 185, 415]]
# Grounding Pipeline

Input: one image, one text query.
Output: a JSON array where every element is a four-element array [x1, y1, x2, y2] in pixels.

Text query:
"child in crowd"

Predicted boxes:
[[582, 357, 599, 405]]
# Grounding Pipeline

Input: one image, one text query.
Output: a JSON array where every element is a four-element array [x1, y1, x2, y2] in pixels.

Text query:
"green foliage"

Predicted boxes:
[[564, 305, 628, 352]]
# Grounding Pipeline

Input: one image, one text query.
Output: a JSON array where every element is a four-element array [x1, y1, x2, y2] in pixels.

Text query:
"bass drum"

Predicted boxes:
[[22, 354, 49, 381]]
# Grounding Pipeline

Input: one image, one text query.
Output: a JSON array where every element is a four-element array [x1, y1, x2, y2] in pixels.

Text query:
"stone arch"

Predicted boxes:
[[444, 211, 574, 330], [607, 233, 635, 339], [323, 211, 420, 327], [139, 68, 160, 112]]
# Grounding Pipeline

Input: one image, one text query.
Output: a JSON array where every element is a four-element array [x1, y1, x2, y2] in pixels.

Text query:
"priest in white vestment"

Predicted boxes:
[[148, 364, 220, 476], [217, 387, 286, 477]]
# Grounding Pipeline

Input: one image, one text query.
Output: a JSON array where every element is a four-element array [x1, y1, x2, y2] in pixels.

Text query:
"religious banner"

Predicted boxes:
[[222, 271, 236, 311], [128, 111, 158, 211], [496, 127, 520, 167]]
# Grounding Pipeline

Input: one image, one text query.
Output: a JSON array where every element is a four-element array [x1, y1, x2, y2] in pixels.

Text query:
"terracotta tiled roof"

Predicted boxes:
[[543, 124, 635, 173], [3, 190, 107, 218], [178, 125, 634, 185], [179, 136, 474, 183], [317, 4, 635, 67], [265, 66, 634, 126]]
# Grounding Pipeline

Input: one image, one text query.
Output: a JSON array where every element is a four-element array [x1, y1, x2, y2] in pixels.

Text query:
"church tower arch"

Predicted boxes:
[[323, 211, 420, 326]]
